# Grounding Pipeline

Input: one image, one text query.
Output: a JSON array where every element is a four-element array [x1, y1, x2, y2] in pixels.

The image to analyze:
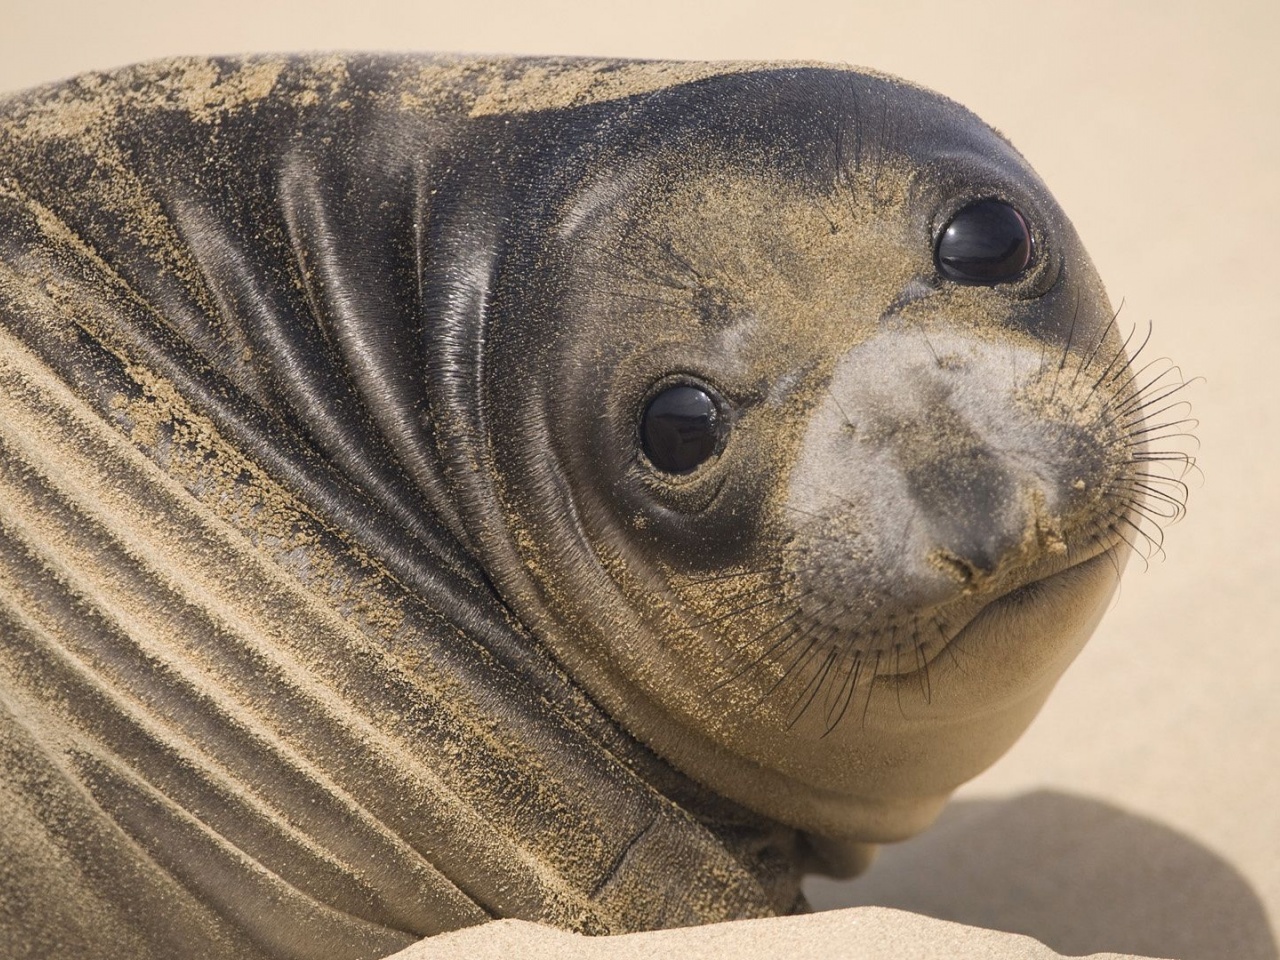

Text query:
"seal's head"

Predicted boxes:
[[445, 68, 1174, 855]]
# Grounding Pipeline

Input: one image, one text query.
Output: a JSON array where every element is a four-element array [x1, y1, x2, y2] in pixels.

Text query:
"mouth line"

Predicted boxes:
[[881, 535, 1127, 679], [931, 542, 1131, 670]]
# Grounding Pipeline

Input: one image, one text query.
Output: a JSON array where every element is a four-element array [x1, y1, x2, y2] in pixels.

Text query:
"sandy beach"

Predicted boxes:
[[2, 2, 1275, 958]]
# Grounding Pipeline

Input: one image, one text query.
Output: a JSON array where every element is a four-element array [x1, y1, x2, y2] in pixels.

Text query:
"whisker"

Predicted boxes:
[[1047, 293, 1081, 404], [1087, 320, 1144, 394], [788, 648, 839, 728], [915, 631, 933, 704], [860, 652, 883, 728], [690, 592, 778, 629], [822, 652, 864, 737], [1072, 299, 1124, 389], [676, 566, 780, 588]]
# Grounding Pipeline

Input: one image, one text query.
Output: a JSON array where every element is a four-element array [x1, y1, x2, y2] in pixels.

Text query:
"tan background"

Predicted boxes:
[[3, 2, 1276, 958]]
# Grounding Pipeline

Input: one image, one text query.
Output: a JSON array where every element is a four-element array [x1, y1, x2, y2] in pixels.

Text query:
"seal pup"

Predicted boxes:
[[0, 55, 1188, 958]]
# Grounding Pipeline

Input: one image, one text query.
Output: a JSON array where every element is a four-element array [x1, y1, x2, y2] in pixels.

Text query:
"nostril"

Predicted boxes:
[[906, 449, 1040, 589], [930, 532, 1012, 591], [932, 550, 979, 590], [905, 443, 1025, 570]]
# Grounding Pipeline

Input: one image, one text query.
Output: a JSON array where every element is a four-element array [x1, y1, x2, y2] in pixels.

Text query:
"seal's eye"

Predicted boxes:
[[641, 384, 724, 474], [936, 199, 1033, 284]]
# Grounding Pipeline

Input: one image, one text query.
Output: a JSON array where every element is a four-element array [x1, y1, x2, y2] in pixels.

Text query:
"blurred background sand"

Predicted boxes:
[[3, 2, 1276, 957]]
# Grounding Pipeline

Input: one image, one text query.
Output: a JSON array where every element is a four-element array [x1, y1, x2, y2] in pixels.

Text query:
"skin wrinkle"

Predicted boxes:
[[0, 55, 1191, 956]]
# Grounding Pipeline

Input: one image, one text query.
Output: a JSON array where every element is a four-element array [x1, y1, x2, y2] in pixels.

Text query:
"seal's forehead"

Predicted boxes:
[[563, 161, 933, 371], [557, 141, 1059, 401], [534, 64, 1036, 217]]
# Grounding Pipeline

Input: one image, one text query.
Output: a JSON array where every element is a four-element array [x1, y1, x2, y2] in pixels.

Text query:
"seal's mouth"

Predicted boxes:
[[777, 524, 1129, 686], [897, 537, 1127, 679], [708, 530, 1131, 727]]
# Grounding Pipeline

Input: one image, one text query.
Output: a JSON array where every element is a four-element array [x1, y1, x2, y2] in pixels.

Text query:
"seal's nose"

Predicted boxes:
[[903, 440, 1027, 585], [872, 379, 1037, 589], [785, 328, 1093, 622]]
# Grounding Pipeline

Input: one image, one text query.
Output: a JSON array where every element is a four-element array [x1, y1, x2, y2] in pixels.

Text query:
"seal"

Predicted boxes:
[[0, 55, 1187, 958]]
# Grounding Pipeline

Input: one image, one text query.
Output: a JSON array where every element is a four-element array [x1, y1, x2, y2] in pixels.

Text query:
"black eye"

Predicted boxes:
[[640, 384, 725, 474], [935, 199, 1033, 284]]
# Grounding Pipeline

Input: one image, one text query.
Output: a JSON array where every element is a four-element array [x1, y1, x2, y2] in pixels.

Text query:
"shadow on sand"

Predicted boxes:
[[804, 790, 1276, 960]]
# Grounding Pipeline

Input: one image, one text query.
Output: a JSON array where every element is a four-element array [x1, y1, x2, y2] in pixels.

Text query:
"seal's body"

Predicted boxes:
[[0, 56, 1168, 958]]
